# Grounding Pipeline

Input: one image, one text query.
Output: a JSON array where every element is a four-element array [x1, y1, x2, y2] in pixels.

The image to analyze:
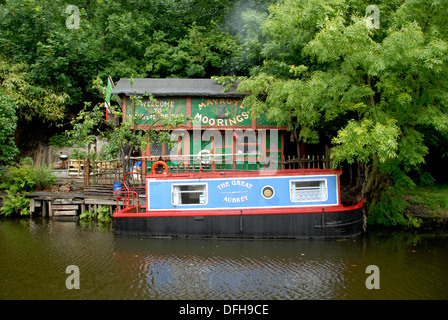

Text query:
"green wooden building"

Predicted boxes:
[[111, 78, 298, 173]]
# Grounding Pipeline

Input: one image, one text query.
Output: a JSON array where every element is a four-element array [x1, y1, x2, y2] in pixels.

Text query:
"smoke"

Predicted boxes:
[[222, 0, 273, 38]]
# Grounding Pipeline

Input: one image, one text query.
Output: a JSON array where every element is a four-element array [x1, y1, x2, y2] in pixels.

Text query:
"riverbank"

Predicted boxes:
[[1, 178, 447, 229], [339, 183, 448, 229], [401, 184, 448, 228]]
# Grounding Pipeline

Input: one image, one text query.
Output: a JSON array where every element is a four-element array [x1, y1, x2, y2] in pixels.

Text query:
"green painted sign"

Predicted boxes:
[[129, 96, 278, 127], [130, 97, 187, 125], [191, 97, 251, 127], [191, 97, 277, 127]]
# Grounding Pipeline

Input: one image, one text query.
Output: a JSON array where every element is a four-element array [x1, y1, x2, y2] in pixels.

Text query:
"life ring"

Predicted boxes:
[[151, 161, 169, 174], [198, 149, 211, 165]]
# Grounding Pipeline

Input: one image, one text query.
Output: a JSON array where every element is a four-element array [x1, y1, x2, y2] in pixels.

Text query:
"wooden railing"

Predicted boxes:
[[280, 155, 332, 169], [67, 154, 332, 186]]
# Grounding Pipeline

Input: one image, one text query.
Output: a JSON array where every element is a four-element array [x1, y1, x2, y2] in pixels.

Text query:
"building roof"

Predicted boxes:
[[111, 78, 247, 97]]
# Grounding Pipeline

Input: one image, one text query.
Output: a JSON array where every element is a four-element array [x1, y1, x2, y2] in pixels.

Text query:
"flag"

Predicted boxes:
[[105, 77, 113, 121]]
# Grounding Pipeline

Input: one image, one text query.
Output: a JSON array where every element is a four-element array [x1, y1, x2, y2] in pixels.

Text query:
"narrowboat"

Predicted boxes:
[[113, 163, 364, 239]]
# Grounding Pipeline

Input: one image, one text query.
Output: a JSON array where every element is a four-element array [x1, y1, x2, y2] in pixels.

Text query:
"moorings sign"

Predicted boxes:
[[130, 97, 277, 128]]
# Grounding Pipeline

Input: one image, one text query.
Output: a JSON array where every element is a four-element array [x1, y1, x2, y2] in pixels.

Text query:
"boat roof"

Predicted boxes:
[[112, 78, 247, 97], [145, 169, 341, 180]]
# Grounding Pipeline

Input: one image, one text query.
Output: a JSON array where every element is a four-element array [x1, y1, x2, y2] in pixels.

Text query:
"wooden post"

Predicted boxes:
[[211, 136, 216, 171], [84, 159, 90, 186]]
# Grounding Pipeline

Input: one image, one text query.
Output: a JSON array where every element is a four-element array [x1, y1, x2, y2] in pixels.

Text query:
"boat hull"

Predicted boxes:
[[113, 203, 364, 239]]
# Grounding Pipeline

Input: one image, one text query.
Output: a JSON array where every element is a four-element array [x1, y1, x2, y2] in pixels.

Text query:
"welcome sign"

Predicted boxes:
[[130, 97, 187, 125], [129, 97, 278, 128]]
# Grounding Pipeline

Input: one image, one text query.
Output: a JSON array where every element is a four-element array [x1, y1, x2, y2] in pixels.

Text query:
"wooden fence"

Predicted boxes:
[[280, 155, 332, 169], [67, 154, 332, 186]]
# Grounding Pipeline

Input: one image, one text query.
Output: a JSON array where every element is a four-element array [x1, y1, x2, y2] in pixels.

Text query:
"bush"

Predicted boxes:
[[0, 164, 56, 217], [0, 190, 30, 217], [367, 187, 422, 228], [19, 157, 33, 166], [0, 164, 56, 192], [80, 206, 111, 222], [33, 165, 56, 191], [1, 164, 35, 192]]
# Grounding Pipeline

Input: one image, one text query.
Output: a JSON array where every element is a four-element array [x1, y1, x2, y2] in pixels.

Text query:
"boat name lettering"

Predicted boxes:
[[223, 195, 248, 203], [217, 180, 253, 190]]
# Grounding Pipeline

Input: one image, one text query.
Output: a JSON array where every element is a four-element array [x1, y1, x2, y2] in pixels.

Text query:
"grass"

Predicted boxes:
[[400, 184, 448, 217]]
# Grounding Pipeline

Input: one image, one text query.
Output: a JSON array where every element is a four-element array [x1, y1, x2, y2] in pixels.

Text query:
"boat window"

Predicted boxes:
[[290, 179, 328, 202], [172, 183, 208, 206]]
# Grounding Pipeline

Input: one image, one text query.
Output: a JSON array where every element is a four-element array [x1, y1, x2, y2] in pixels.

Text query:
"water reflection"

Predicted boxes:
[[0, 218, 447, 300], [113, 237, 364, 300], [115, 238, 356, 299]]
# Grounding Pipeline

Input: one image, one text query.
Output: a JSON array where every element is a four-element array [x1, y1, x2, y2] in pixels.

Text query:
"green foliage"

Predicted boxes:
[[144, 24, 240, 78], [97, 206, 112, 222], [331, 118, 401, 166], [226, 0, 448, 227], [1, 165, 36, 193], [80, 206, 111, 222], [33, 165, 57, 191], [48, 133, 71, 148], [0, 55, 68, 123], [79, 209, 93, 221], [64, 78, 191, 160], [0, 93, 19, 165], [0, 163, 56, 217], [0, 190, 30, 217], [19, 157, 33, 166], [409, 184, 448, 215], [366, 161, 422, 228], [1, 164, 56, 193], [0, 0, 244, 156]]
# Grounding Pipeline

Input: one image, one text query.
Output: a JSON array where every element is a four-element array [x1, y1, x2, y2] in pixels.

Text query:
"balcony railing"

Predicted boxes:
[[66, 153, 332, 186]]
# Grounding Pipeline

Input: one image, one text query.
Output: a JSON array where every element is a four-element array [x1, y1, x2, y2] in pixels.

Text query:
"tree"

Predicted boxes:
[[0, 95, 19, 166], [0, 0, 244, 156], [223, 0, 448, 226], [0, 54, 68, 160], [144, 23, 240, 78], [64, 78, 190, 174]]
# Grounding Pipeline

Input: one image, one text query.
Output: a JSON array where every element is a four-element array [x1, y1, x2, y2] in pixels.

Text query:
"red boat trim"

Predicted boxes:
[[113, 199, 364, 218]]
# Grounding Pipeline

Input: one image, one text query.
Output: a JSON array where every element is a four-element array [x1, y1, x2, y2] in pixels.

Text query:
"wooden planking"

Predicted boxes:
[[84, 199, 118, 205], [27, 190, 123, 218], [52, 199, 84, 205], [53, 210, 77, 216], [51, 204, 80, 210]]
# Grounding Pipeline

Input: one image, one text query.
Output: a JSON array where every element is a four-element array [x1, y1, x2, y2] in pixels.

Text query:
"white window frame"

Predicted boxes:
[[171, 183, 208, 206], [289, 179, 328, 203]]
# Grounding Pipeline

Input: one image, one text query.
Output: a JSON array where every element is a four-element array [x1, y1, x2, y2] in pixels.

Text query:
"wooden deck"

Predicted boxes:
[[27, 187, 142, 219]]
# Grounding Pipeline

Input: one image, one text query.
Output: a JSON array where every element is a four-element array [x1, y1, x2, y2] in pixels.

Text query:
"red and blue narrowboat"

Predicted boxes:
[[113, 163, 364, 239]]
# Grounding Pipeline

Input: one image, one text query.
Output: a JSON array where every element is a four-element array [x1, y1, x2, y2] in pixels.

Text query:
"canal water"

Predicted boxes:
[[0, 217, 447, 300]]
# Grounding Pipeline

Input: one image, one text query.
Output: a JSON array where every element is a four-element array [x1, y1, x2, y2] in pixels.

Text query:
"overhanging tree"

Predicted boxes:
[[64, 78, 190, 176], [223, 0, 448, 226]]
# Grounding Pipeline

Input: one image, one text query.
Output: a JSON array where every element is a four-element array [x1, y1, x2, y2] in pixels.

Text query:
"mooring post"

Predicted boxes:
[[84, 159, 90, 186]]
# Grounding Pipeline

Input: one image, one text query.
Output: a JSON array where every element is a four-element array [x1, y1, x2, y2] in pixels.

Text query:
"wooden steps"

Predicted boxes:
[[51, 199, 83, 217]]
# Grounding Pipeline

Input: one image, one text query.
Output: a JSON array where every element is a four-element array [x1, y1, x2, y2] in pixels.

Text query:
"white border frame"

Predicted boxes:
[[289, 179, 328, 203], [171, 182, 209, 207]]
